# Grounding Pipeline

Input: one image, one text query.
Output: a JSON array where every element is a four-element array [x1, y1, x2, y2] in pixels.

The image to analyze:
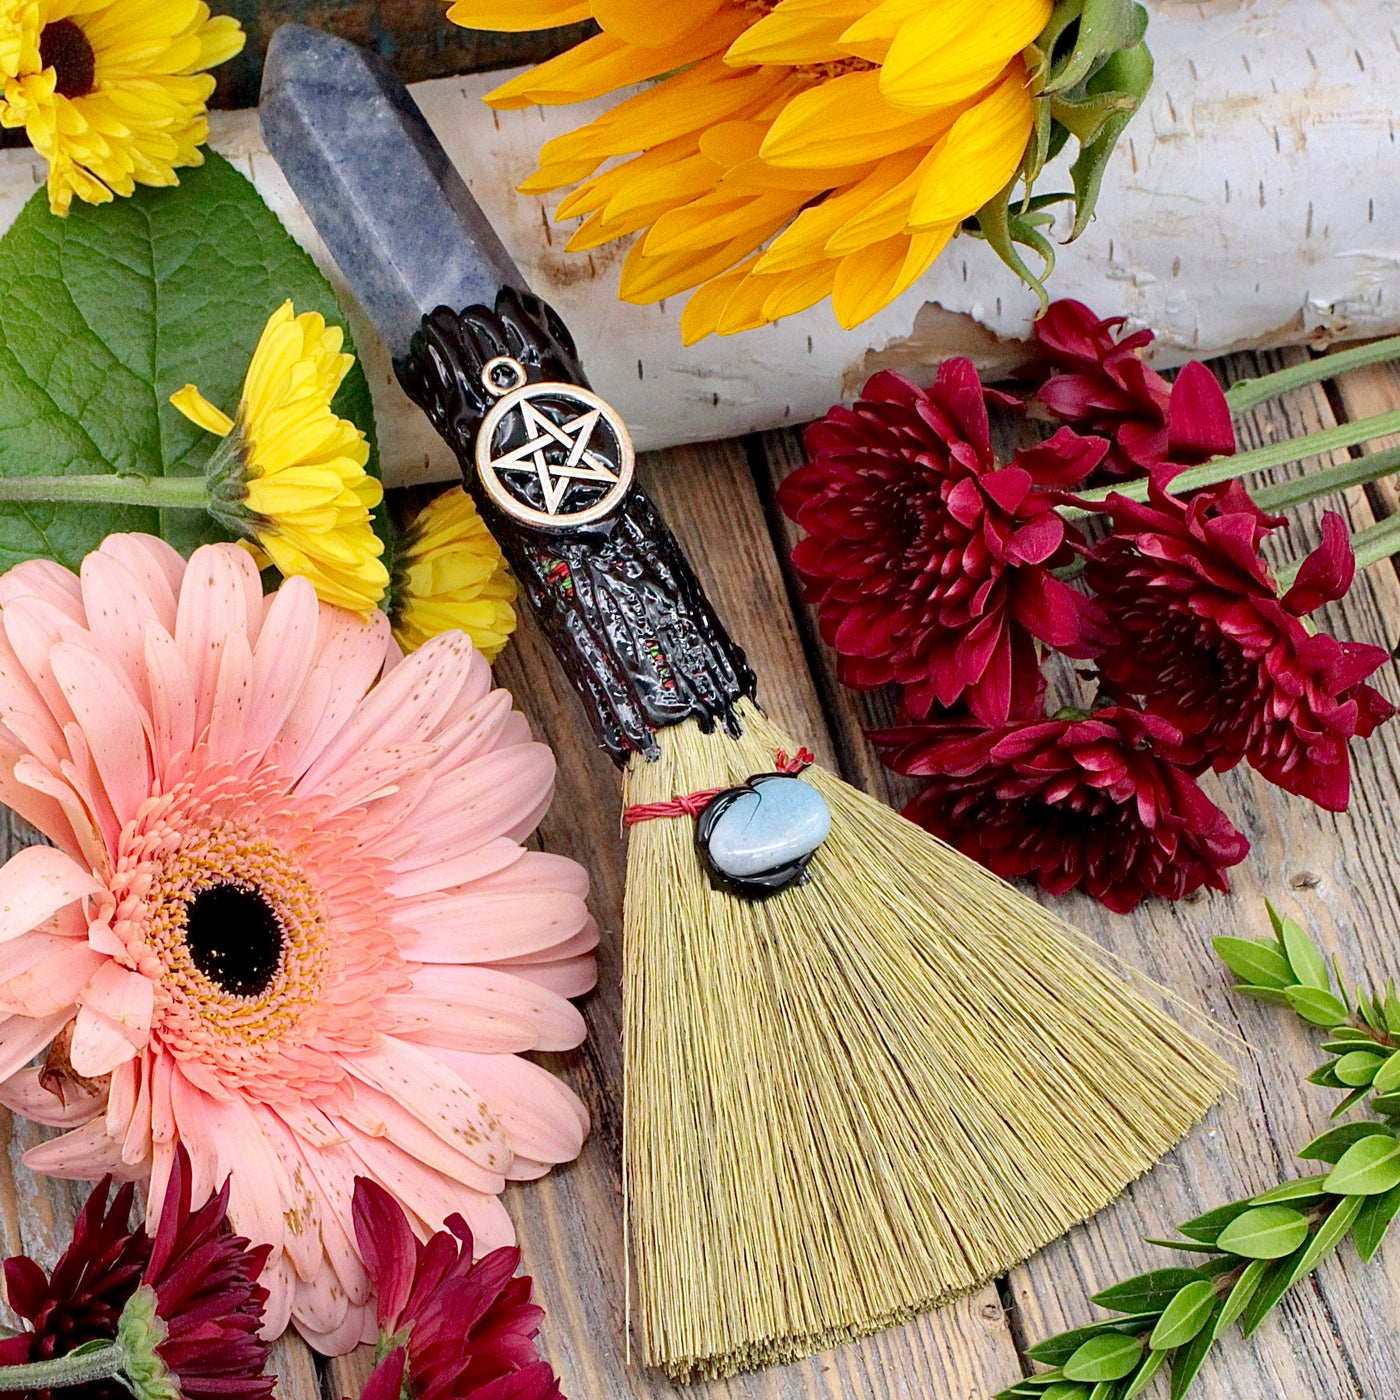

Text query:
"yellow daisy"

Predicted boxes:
[[389, 485, 517, 658], [0, 0, 244, 215], [171, 300, 390, 616], [449, 0, 1047, 338]]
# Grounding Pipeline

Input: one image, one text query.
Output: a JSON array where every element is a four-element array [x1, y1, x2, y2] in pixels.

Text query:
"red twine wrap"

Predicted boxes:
[[623, 748, 815, 828]]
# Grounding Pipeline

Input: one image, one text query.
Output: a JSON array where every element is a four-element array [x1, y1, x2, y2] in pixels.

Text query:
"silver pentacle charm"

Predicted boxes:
[[475, 357, 635, 531]]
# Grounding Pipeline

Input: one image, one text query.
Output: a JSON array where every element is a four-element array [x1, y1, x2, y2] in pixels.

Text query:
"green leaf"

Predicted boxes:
[[1321, 1029, 1384, 1051], [1266, 900, 1286, 938], [1215, 1205, 1310, 1259], [1331, 1086, 1372, 1119], [1298, 1123, 1390, 1163], [1325, 1132, 1400, 1195], [1213, 1258, 1266, 1336], [1122, 1348, 1167, 1400], [1285, 985, 1349, 1027], [1027, 1319, 1157, 1365], [1169, 1301, 1224, 1400], [1240, 1253, 1304, 1337], [1063, 1333, 1145, 1383], [1067, 43, 1152, 239], [1369, 1090, 1400, 1118], [1354, 1180, 1400, 1261], [1307, 1061, 1345, 1089], [1372, 1051, 1400, 1095], [1092, 1269, 1205, 1314], [1148, 1279, 1217, 1351], [1279, 917, 1330, 991], [1213, 937, 1294, 990], [1235, 985, 1292, 1008], [1287, 1194, 1363, 1285], [1043, 1384, 1092, 1400], [1250, 1175, 1331, 1205], [1142, 1237, 1212, 1253], [1384, 986, 1400, 1036], [1333, 1051, 1384, 1086], [0, 153, 379, 570], [1178, 1200, 1257, 1244]]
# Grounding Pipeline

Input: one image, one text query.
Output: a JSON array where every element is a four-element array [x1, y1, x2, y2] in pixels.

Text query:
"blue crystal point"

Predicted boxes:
[[259, 24, 526, 361]]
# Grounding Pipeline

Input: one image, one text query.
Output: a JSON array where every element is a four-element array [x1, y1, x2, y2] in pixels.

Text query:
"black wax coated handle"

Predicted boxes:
[[395, 288, 756, 766]]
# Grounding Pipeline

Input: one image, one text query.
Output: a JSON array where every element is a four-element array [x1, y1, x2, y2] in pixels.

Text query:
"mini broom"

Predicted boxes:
[[261, 25, 1233, 1381]]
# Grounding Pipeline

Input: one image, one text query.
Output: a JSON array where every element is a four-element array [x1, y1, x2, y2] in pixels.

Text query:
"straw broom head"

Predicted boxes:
[[623, 699, 1232, 1380]]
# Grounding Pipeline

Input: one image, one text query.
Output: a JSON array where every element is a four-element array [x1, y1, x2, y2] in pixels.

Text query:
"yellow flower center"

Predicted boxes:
[[39, 19, 96, 100]]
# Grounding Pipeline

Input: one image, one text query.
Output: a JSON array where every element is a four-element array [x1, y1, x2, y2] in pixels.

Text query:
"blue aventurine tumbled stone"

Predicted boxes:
[[259, 25, 526, 361], [704, 775, 831, 879]]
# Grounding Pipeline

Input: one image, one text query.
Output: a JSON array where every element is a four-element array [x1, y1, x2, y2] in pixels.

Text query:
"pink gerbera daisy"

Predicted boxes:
[[0, 535, 597, 1355]]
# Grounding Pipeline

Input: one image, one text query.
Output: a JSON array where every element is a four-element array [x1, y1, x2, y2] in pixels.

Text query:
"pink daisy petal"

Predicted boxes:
[[0, 538, 594, 1351]]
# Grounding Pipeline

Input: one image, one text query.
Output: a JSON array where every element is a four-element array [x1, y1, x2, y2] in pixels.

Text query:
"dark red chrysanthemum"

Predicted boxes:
[[0, 1179, 148, 1400], [353, 1177, 563, 1400], [779, 363, 1110, 724], [0, 1147, 272, 1400], [1086, 478, 1396, 811], [875, 706, 1250, 913], [1029, 299, 1236, 479]]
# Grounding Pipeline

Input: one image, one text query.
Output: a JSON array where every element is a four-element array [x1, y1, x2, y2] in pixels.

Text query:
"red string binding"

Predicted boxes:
[[622, 747, 816, 828]]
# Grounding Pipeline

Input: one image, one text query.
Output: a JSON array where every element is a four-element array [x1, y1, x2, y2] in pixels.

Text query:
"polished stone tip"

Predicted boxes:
[[259, 24, 526, 361]]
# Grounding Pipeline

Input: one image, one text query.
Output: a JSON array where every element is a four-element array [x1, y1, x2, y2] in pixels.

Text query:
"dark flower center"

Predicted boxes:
[[40, 19, 96, 100], [185, 882, 285, 998]]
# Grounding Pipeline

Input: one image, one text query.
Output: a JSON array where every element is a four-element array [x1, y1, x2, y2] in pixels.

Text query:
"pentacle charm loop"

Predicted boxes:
[[481, 356, 528, 398], [475, 380, 635, 531]]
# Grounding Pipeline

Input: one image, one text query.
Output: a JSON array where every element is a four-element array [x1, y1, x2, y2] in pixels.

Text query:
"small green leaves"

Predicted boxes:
[[1091, 1269, 1203, 1313], [997, 903, 1400, 1400], [1285, 985, 1350, 1027], [1215, 1206, 1310, 1259], [1324, 1132, 1400, 1195], [1062, 1333, 1144, 1382], [1299, 1122, 1391, 1164], [1147, 1280, 1216, 1351], [1354, 1181, 1400, 1261], [1213, 936, 1293, 989]]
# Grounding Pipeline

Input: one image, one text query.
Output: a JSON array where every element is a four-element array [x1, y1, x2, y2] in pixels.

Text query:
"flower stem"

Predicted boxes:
[[1252, 442, 1400, 511], [1064, 409, 1400, 517], [1225, 336, 1400, 414], [0, 475, 210, 509], [0, 1339, 125, 1390]]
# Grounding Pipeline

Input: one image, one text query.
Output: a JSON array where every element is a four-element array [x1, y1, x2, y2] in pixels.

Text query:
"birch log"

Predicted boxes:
[[0, 0, 1393, 484]]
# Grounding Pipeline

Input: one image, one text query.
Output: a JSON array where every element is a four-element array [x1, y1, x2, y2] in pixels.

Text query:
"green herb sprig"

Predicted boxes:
[[998, 902, 1400, 1400]]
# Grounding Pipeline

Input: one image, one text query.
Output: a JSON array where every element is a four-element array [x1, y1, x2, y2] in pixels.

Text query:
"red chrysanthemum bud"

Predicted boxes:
[[352, 1177, 564, 1400], [1029, 300, 1236, 478], [1085, 477, 1396, 811], [780, 363, 1111, 724], [874, 707, 1250, 913]]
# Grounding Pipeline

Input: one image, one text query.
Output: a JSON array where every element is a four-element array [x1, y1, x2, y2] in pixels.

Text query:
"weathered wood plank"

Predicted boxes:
[[751, 354, 1400, 1399]]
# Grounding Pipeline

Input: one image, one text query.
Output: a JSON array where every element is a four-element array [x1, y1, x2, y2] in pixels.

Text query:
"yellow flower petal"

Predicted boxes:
[[446, 0, 592, 31], [390, 486, 517, 659], [169, 383, 233, 437], [908, 63, 1033, 227], [679, 255, 762, 345], [878, 0, 1051, 112], [760, 68, 961, 169], [724, 0, 867, 67], [831, 224, 955, 328]]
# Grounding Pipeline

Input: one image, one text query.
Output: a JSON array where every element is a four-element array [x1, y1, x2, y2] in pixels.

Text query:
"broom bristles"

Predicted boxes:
[[621, 700, 1233, 1380]]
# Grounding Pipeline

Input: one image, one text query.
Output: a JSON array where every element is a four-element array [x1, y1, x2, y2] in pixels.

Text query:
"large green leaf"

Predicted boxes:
[[0, 152, 378, 571]]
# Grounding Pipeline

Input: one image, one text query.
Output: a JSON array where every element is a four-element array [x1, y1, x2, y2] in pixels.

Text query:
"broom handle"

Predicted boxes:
[[397, 290, 757, 766]]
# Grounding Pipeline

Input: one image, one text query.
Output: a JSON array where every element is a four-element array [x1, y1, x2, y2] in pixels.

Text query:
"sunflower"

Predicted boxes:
[[390, 486, 517, 660], [172, 300, 391, 616], [0, 535, 597, 1354], [0, 0, 244, 215], [450, 0, 1151, 338]]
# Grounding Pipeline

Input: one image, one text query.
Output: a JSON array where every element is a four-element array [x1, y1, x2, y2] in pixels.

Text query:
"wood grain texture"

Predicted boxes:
[[2, 352, 1400, 1400]]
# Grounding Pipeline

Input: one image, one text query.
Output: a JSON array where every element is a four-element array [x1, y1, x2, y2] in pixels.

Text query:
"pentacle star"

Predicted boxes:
[[488, 398, 619, 515]]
